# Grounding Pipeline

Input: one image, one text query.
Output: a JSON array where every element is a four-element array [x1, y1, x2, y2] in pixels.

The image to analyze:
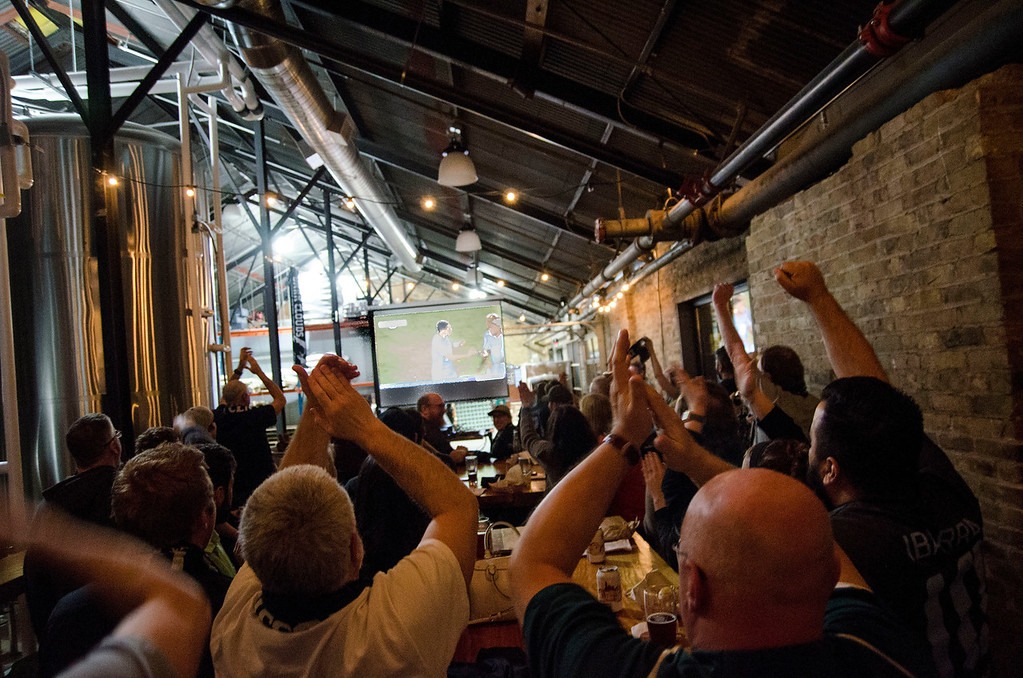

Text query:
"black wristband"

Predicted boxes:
[[233, 368, 244, 378]]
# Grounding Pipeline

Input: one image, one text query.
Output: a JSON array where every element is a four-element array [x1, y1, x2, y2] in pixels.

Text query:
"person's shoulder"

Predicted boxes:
[[824, 586, 936, 676]]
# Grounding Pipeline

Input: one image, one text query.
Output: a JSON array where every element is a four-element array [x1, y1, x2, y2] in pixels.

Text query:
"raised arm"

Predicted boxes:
[[648, 383, 736, 488], [645, 340, 680, 400], [243, 351, 287, 413], [510, 330, 653, 620], [11, 509, 210, 678], [711, 283, 776, 418], [774, 261, 888, 382], [298, 356, 478, 587], [277, 362, 356, 475]]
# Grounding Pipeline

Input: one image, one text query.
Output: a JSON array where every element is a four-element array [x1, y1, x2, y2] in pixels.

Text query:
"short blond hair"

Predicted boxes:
[[222, 380, 249, 406], [112, 443, 213, 548], [240, 465, 356, 594]]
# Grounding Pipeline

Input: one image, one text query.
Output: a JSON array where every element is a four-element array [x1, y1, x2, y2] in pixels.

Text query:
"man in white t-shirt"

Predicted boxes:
[[211, 356, 478, 677]]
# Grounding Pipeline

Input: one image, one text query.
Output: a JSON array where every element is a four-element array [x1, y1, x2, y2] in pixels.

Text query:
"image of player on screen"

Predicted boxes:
[[431, 320, 478, 380], [481, 313, 505, 378]]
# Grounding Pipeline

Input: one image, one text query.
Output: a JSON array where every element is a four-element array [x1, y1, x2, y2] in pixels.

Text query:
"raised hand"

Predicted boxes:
[[774, 261, 829, 303], [517, 381, 536, 408], [641, 452, 666, 508], [609, 329, 653, 447], [293, 355, 371, 443], [667, 365, 708, 412], [236, 347, 251, 372], [712, 282, 734, 309]]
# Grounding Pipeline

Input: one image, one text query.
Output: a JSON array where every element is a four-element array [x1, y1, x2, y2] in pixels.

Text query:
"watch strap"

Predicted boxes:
[[602, 433, 641, 466]]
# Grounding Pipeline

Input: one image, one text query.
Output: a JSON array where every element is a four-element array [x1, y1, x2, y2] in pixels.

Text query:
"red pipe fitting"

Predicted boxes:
[[859, 1, 913, 57]]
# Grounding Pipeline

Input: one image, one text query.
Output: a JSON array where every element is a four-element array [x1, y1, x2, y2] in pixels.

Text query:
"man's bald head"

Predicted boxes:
[[678, 469, 839, 649]]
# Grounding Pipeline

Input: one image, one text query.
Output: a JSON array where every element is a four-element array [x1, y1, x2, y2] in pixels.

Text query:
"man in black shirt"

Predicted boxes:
[[214, 347, 285, 507]]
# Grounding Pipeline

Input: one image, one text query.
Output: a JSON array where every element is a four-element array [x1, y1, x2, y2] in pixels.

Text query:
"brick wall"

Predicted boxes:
[[604, 236, 747, 368], [606, 65, 1023, 671]]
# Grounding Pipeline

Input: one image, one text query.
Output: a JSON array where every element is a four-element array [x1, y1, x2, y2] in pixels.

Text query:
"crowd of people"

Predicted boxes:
[[3, 260, 988, 677]]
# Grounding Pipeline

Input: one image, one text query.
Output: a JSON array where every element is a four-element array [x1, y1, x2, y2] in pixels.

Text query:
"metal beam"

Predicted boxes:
[[11, 0, 88, 120], [282, 0, 715, 149], [395, 208, 589, 287], [109, 13, 207, 133], [271, 166, 329, 232], [173, 0, 684, 187], [323, 187, 343, 354], [356, 138, 601, 242], [513, 0, 549, 96], [254, 119, 286, 433]]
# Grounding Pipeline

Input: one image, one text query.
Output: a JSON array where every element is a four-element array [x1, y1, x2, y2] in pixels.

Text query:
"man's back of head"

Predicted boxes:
[[221, 381, 250, 408], [65, 414, 119, 470], [679, 468, 838, 649], [815, 376, 923, 501], [546, 384, 572, 408], [111, 443, 214, 550], [134, 426, 179, 458], [760, 345, 808, 397], [241, 464, 357, 595]]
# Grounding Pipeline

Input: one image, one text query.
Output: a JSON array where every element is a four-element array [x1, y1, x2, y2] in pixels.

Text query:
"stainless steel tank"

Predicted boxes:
[[7, 116, 209, 497]]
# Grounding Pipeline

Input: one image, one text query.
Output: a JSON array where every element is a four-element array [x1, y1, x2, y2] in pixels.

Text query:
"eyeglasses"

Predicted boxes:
[[105, 430, 122, 446]]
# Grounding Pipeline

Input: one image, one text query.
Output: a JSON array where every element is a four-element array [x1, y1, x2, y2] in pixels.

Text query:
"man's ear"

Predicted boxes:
[[214, 486, 227, 509], [683, 561, 707, 614], [822, 457, 840, 486], [350, 532, 364, 573]]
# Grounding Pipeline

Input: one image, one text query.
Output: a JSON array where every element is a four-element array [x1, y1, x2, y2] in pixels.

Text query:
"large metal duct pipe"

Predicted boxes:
[[205, 0, 422, 273], [575, 0, 1015, 308]]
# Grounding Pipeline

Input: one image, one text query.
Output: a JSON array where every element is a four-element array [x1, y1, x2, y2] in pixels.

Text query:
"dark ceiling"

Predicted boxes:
[[2, 0, 1012, 322]]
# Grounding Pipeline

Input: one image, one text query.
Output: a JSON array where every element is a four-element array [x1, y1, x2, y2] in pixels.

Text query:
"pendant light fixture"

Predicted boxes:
[[438, 124, 478, 187]]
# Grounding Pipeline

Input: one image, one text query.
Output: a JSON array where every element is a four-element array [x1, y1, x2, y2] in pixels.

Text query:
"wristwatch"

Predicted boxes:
[[602, 433, 641, 466]]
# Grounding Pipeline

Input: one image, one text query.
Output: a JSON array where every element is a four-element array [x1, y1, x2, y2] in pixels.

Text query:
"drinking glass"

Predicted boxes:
[[643, 586, 679, 648], [465, 454, 479, 487], [517, 455, 531, 482]]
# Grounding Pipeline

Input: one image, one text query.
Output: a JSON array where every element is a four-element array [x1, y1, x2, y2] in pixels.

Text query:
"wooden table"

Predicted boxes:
[[572, 532, 681, 637], [462, 460, 547, 511], [453, 531, 683, 662]]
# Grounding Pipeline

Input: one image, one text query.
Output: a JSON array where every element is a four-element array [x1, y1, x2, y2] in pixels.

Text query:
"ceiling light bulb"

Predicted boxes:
[[451, 282, 461, 291], [503, 189, 518, 204], [184, 186, 196, 198], [622, 282, 631, 292], [616, 292, 624, 299], [344, 196, 357, 210], [540, 272, 550, 282], [496, 279, 505, 287], [518, 314, 526, 322], [421, 196, 437, 211], [106, 175, 119, 187], [265, 192, 279, 208]]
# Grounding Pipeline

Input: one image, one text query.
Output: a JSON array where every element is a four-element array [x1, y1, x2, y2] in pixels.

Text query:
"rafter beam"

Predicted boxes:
[[173, 0, 684, 186]]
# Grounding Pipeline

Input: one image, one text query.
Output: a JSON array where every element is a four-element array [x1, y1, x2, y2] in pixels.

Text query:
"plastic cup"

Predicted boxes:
[[465, 454, 478, 487], [644, 586, 679, 648]]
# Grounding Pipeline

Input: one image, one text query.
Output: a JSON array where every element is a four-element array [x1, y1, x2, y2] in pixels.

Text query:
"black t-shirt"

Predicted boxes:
[[214, 404, 277, 506], [831, 437, 987, 677], [522, 583, 935, 677]]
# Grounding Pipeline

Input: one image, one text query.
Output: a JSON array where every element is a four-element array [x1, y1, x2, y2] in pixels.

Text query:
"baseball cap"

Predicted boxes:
[[488, 404, 511, 417]]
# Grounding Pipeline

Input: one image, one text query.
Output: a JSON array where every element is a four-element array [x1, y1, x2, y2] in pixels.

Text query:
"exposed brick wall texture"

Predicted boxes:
[[603, 237, 747, 368], [746, 65, 1023, 673]]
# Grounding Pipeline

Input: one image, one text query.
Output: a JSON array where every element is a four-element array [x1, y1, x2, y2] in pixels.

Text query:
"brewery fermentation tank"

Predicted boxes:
[[7, 116, 210, 497]]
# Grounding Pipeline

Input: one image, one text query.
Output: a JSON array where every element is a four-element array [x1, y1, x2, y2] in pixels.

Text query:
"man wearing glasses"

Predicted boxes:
[[25, 413, 124, 644]]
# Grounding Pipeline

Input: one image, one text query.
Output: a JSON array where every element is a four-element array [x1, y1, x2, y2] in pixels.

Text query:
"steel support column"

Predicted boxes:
[[254, 119, 286, 434], [323, 188, 343, 355]]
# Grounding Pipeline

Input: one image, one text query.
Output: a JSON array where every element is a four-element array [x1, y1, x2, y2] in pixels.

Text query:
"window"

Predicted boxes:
[[677, 283, 755, 378]]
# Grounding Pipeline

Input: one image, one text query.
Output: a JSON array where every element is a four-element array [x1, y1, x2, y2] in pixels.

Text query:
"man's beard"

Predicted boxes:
[[806, 465, 833, 510]]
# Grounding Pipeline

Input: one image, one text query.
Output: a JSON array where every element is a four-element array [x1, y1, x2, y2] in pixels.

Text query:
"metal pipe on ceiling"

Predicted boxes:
[[194, 0, 422, 273], [573, 0, 1004, 310]]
